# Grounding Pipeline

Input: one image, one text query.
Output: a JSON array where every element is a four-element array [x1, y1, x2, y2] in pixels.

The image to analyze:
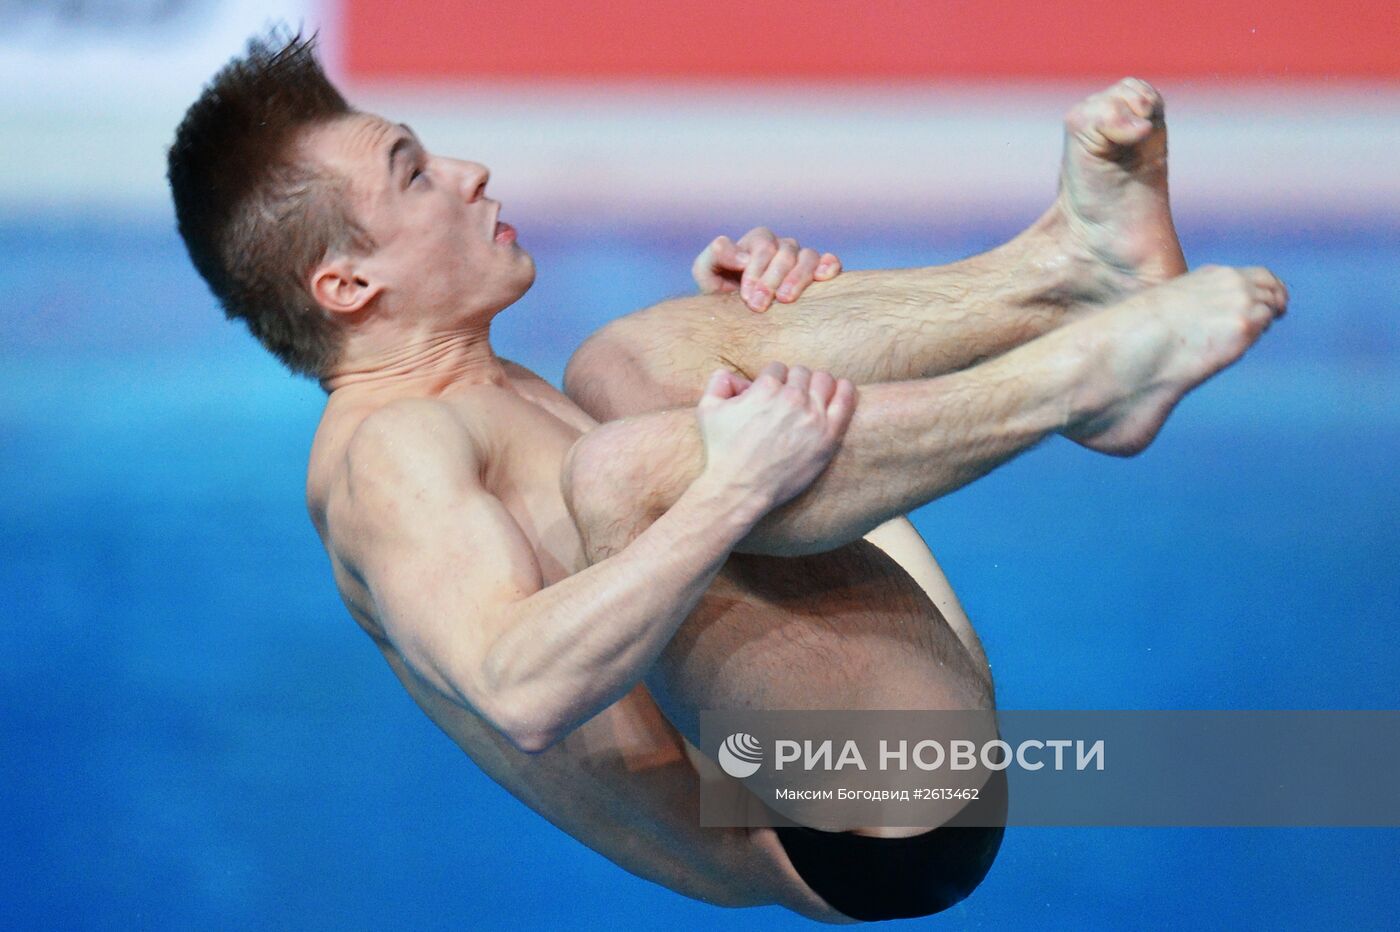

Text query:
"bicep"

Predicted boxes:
[[334, 412, 544, 711]]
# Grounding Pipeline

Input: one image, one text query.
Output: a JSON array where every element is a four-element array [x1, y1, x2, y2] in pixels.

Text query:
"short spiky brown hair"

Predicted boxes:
[[167, 30, 371, 378]]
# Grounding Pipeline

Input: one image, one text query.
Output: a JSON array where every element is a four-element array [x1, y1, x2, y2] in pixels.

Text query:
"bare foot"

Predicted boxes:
[[1064, 266, 1288, 456], [1037, 77, 1189, 306]]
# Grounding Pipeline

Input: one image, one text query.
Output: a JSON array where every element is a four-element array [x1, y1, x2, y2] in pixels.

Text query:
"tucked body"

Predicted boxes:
[[167, 34, 1286, 922]]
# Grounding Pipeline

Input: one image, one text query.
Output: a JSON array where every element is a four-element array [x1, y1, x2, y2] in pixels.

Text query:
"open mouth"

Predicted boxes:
[[494, 220, 516, 244]]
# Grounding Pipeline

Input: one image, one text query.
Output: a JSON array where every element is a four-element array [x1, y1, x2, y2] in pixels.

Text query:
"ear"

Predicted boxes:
[[310, 256, 384, 317]]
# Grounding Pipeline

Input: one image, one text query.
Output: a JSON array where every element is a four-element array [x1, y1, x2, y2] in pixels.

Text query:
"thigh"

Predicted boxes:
[[862, 517, 990, 676], [645, 539, 994, 748]]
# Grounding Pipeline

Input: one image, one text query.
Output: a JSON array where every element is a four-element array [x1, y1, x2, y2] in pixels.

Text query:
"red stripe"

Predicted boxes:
[[344, 0, 1400, 81]]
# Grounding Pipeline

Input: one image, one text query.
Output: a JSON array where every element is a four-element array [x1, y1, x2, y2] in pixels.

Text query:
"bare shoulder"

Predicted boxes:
[[311, 397, 445, 501], [309, 392, 549, 710], [499, 357, 600, 432], [349, 397, 477, 465], [498, 357, 548, 385], [337, 398, 486, 521]]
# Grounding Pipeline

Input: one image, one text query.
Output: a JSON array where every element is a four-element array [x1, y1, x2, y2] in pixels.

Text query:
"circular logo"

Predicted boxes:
[[717, 732, 763, 778]]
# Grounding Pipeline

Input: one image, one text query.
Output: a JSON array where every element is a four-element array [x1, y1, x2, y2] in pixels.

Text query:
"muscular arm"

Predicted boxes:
[[330, 394, 834, 755]]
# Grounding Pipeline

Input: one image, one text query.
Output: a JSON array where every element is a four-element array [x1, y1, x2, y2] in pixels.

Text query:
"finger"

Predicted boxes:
[[693, 235, 749, 294], [707, 235, 744, 271], [785, 364, 812, 398], [776, 247, 821, 303], [753, 239, 799, 311], [826, 378, 857, 439], [740, 238, 777, 306], [699, 367, 739, 405], [809, 369, 837, 408], [717, 370, 754, 396], [735, 226, 774, 254], [814, 253, 842, 281], [753, 361, 788, 394], [735, 226, 774, 276]]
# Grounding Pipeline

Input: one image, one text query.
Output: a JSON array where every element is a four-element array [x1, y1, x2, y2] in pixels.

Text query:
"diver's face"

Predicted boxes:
[[307, 113, 535, 321]]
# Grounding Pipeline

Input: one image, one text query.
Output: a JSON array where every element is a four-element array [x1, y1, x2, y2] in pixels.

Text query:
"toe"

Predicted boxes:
[[1066, 95, 1124, 151], [1064, 96, 1099, 137], [1242, 267, 1288, 317], [1118, 77, 1164, 120], [1098, 97, 1154, 146], [1248, 300, 1279, 329]]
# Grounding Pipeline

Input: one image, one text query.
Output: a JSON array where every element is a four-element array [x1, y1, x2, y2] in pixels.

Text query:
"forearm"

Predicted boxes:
[[478, 480, 758, 751]]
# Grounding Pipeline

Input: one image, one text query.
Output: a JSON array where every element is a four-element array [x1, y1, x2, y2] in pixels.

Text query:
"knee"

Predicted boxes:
[[565, 303, 718, 420], [560, 422, 619, 528], [562, 323, 621, 418], [560, 421, 668, 550], [563, 318, 661, 422]]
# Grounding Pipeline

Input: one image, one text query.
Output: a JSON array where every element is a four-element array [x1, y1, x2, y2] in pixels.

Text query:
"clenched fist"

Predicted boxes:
[[695, 362, 857, 514]]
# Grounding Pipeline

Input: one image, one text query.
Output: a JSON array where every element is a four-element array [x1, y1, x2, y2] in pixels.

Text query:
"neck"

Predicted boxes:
[[319, 323, 509, 396]]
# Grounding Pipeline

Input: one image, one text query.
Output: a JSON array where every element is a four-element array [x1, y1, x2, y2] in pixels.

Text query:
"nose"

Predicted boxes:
[[451, 159, 489, 202]]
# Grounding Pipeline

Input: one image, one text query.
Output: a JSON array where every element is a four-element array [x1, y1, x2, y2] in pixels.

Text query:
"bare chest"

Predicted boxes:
[[475, 390, 590, 585]]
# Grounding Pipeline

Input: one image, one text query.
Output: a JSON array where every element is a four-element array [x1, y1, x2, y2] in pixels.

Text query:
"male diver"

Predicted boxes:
[[167, 34, 1286, 922]]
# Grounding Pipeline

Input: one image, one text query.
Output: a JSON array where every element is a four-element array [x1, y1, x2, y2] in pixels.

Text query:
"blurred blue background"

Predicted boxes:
[[2, 209, 1397, 928]]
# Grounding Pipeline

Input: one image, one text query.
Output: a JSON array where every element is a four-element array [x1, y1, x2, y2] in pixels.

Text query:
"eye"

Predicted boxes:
[[409, 166, 425, 185]]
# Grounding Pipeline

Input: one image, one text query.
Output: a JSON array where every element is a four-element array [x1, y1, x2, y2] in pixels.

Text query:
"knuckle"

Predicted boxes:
[[767, 264, 794, 285]]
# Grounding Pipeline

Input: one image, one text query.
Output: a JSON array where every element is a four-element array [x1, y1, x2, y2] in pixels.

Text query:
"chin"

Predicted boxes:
[[481, 260, 537, 317], [510, 252, 537, 295]]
